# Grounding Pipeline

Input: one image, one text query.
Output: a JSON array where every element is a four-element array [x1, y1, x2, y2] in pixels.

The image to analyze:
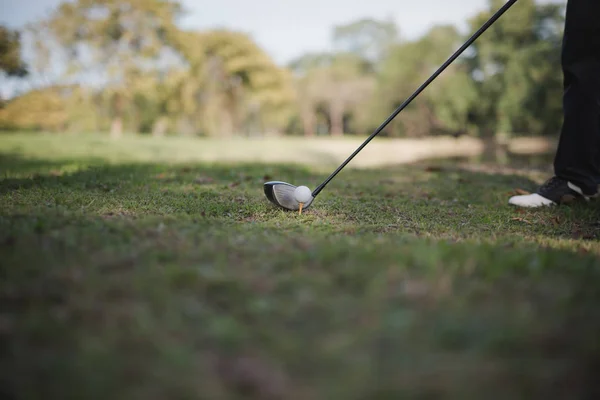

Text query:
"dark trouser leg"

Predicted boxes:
[[553, 0, 600, 194]]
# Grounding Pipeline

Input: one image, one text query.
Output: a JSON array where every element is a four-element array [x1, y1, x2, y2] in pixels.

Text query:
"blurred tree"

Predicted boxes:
[[332, 18, 399, 65], [289, 18, 397, 137], [43, 0, 184, 137], [465, 0, 565, 138], [0, 86, 69, 131], [371, 25, 473, 137], [316, 53, 375, 136], [172, 29, 296, 137], [0, 25, 28, 77], [4, 0, 567, 141], [288, 52, 331, 136], [420, 26, 479, 136], [292, 75, 321, 137], [289, 51, 375, 136]]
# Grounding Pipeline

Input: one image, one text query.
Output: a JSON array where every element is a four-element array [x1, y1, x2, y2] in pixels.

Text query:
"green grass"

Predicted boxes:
[[2, 133, 600, 399]]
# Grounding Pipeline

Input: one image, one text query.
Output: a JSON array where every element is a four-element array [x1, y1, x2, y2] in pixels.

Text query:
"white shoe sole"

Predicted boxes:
[[508, 193, 556, 208]]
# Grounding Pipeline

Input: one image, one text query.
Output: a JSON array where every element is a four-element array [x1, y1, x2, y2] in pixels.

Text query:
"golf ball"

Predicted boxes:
[[294, 186, 312, 203]]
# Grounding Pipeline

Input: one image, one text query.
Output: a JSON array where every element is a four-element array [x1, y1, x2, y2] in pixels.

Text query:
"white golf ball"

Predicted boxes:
[[294, 186, 312, 203]]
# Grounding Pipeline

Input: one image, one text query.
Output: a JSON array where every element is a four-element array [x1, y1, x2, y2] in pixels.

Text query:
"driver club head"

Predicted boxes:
[[263, 181, 315, 211]]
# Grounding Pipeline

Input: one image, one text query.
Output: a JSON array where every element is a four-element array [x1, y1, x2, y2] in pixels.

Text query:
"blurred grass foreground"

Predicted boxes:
[[2, 132, 600, 399], [3, 0, 600, 399]]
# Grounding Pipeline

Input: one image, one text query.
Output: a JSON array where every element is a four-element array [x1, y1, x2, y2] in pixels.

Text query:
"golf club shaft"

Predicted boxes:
[[311, 0, 519, 198]]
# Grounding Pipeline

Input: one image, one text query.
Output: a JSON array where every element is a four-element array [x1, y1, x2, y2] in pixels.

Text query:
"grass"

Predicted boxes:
[[2, 133, 600, 399]]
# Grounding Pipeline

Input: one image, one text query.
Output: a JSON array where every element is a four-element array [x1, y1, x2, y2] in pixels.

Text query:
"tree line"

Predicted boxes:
[[0, 0, 565, 140]]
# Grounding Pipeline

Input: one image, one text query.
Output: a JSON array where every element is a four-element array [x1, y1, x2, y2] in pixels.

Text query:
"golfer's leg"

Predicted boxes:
[[553, 0, 600, 195]]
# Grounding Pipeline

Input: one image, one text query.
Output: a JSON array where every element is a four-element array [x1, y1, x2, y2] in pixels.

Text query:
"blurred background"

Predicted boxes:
[[0, 0, 565, 161]]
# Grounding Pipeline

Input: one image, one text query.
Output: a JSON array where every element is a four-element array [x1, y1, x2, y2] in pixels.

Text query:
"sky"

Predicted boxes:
[[0, 0, 563, 65]]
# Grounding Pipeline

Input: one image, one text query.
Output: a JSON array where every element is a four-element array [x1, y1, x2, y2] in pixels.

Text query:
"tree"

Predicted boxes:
[[332, 18, 399, 66], [0, 86, 69, 131], [0, 25, 28, 77], [43, 0, 185, 137], [172, 29, 296, 137], [464, 0, 565, 138], [288, 53, 332, 136], [289, 52, 375, 137], [371, 25, 473, 137], [316, 53, 374, 136]]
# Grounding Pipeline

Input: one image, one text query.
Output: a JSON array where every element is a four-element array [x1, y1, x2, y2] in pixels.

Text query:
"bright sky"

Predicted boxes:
[[0, 0, 563, 65]]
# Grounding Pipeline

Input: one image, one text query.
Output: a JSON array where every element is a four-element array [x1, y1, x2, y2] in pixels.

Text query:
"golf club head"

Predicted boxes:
[[264, 181, 314, 211]]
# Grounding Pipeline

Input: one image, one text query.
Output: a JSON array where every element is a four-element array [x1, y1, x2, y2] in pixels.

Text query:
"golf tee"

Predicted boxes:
[[298, 202, 304, 215]]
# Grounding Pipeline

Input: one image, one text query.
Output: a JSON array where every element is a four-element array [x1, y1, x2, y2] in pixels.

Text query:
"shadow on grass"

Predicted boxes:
[[2, 152, 600, 242]]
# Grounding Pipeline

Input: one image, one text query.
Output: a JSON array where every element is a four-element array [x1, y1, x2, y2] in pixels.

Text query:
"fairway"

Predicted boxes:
[[2, 133, 600, 399]]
